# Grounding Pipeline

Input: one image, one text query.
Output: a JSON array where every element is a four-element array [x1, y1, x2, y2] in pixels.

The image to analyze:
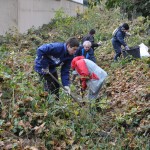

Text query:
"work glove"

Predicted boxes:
[[126, 32, 132, 36], [125, 45, 130, 50], [64, 86, 71, 95], [41, 68, 49, 74], [98, 41, 102, 46]]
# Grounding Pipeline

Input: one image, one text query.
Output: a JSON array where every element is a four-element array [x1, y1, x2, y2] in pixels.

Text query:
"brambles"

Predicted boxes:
[[0, 4, 149, 150]]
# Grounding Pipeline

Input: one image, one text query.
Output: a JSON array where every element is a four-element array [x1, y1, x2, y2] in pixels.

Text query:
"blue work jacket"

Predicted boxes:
[[112, 27, 127, 49], [34, 43, 73, 86]]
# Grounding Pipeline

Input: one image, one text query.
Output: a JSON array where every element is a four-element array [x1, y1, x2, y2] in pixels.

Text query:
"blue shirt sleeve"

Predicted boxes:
[[61, 59, 72, 86]]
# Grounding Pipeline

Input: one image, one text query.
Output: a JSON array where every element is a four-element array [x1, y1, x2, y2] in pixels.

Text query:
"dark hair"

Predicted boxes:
[[66, 37, 79, 47], [122, 23, 129, 30], [89, 29, 96, 35]]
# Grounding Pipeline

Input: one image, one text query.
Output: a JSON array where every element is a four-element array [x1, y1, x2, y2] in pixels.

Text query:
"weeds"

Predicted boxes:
[[0, 4, 150, 150]]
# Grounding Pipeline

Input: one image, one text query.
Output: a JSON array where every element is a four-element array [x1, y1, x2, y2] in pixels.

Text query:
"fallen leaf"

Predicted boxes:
[[34, 122, 45, 134]]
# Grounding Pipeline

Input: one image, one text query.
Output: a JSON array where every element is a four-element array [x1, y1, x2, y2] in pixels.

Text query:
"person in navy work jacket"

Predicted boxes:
[[74, 41, 96, 63], [34, 37, 79, 100], [112, 23, 130, 61]]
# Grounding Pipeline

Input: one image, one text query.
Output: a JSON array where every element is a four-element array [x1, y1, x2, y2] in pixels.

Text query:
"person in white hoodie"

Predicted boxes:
[[71, 56, 108, 100]]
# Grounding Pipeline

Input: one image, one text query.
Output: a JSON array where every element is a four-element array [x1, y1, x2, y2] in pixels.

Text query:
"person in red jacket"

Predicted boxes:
[[71, 56, 107, 100]]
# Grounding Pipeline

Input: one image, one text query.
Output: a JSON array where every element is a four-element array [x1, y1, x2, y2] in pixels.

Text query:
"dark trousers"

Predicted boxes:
[[39, 71, 60, 100], [112, 40, 122, 61], [114, 48, 122, 61]]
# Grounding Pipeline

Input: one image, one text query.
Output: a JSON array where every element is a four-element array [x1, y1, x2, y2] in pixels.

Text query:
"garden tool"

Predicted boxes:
[[72, 74, 78, 83], [47, 71, 82, 102], [80, 88, 85, 99], [79, 79, 85, 99], [71, 70, 78, 82]]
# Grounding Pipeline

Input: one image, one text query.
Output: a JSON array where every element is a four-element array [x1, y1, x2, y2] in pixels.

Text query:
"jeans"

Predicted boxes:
[[112, 40, 122, 61]]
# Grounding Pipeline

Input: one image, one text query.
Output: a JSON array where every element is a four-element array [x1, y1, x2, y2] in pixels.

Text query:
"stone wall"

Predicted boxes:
[[0, 0, 84, 35]]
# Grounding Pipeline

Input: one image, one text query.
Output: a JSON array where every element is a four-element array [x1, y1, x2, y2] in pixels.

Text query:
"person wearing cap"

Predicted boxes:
[[82, 29, 101, 51], [34, 37, 79, 100], [71, 56, 107, 100], [74, 41, 96, 63], [112, 23, 130, 61]]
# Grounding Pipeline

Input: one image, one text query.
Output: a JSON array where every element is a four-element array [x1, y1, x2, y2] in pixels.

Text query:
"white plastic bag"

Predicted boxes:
[[139, 43, 150, 57]]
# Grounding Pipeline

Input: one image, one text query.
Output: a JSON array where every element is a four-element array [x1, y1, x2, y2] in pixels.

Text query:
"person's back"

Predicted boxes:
[[71, 56, 107, 100], [84, 59, 107, 94], [82, 34, 94, 45], [112, 26, 126, 46]]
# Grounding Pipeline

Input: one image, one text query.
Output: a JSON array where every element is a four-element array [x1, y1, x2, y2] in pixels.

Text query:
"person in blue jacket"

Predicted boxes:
[[112, 23, 130, 61], [34, 37, 79, 100], [74, 41, 96, 63]]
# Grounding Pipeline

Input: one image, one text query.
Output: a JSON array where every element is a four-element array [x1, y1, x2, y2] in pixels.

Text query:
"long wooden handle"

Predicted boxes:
[[48, 71, 80, 102]]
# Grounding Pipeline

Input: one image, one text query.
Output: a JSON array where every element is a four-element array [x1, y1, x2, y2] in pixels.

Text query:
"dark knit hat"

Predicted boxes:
[[122, 23, 129, 30], [89, 29, 96, 34]]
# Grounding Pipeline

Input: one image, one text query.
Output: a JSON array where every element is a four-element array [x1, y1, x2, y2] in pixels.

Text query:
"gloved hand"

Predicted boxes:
[[64, 86, 71, 95], [41, 68, 49, 74], [98, 41, 102, 46], [126, 32, 131, 36], [125, 45, 130, 50]]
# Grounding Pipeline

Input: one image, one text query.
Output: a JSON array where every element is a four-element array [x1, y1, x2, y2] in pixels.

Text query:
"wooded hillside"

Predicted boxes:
[[0, 4, 150, 150]]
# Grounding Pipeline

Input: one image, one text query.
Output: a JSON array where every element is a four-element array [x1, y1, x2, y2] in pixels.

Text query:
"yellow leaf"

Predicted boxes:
[[66, 128, 72, 136], [66, 139, 74, 145], [74, 110, 79, 116]]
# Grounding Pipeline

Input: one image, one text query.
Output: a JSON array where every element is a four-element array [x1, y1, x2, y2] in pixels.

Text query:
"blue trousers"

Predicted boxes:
[[112, 40, 122, 61]]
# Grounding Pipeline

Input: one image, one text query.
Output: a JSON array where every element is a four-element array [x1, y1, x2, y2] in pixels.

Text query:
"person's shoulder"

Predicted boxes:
[[47, 42, 64, 49], [79, 45, 84, 49], [116, 29, 123, 35], [88, 48, 94, 53], [84, 58, 94, 64], [83, 33, 89, 37], [82, 34, 90, 40]]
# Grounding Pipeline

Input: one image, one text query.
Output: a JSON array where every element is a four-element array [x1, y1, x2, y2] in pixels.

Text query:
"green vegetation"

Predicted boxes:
[[0, 4, 150, 150]]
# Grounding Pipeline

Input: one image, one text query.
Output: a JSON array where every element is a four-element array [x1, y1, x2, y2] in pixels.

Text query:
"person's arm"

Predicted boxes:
[[76, 59, 89, 90], [61, 59, 72, 86], [37, 44, 53, 55], [92, 43, 99, 48], [36, 44, 54, 70], [89, 36, 100, 48], [116, 32, 127, 47], [88, 48, 96, 62]]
